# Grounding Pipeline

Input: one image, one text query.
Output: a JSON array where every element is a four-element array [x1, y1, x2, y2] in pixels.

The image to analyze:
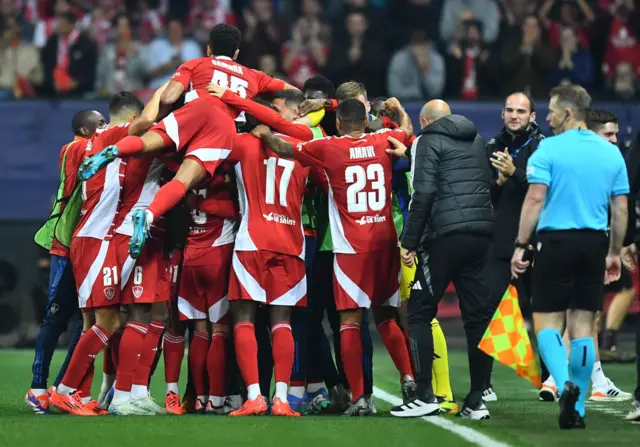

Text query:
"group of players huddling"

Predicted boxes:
[[23, 23, 636, 420]]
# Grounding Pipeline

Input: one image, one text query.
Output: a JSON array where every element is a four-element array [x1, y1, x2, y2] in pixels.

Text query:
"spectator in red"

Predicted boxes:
[[95, 15, 146, 96], [607, 61, 638, 100], [136, 0, 163, 45], [81, 0, 125, 50], [282, 0, 328, 89], [238, 0, 285, 68], [0, 14, 43, 99], [549, 25, 594, 87], [444, 20, 493, 100], [539, 0, 595, 50], [40, 11, 97, 96], [591, 0, 640, 83], [189, 0, 237, 48], [33, 0, 75, 48], [325, 11, 386, 96]]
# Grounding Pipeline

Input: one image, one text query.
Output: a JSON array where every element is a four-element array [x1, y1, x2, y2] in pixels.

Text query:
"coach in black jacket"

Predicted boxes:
[[390, 100, 494, 420]]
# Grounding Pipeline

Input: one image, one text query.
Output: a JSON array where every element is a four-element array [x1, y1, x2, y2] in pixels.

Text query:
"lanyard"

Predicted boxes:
[[495, 136, 533, 177]]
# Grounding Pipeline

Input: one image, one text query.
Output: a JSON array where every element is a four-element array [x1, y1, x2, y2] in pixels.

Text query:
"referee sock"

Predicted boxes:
[[431, 319, 453, 401], [536, 329, 569, 392], [147, 179, 187, 221], [569, 337, 596, 417]]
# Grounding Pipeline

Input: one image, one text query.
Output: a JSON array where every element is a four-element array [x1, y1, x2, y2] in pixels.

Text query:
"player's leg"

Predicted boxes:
[[163, 250, 186, 413], [338, 308, 366, 415], [269, 305, 299, 416], [373, 306, 414, 398], [27, 254, 78, 413], [600, 271, 636, 362], [625, 320, 640, 422], [188, 318, 210, 412], [130, 158, 206, 259], [52, 317, 83, 389], [430, 318, 457, 413], [361, 310, 375, 412], [206, 322, 229, 413], [255, 306, 273, 401]]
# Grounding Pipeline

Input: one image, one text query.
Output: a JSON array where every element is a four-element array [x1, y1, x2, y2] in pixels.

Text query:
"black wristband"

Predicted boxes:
[[514, 240, 528, 249]]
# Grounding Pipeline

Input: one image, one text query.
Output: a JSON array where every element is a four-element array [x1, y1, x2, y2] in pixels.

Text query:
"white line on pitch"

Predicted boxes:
[[373, 387, 513, 447]]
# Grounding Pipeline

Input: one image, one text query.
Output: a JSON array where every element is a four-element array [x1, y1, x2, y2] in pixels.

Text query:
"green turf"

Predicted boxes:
[[0, 348, 637, 447]]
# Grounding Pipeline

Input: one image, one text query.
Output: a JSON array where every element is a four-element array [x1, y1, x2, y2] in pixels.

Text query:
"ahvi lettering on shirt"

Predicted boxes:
[[263, 212, 296, 226], [356, 215, 387, 225], [349, 146, 375, 160], [211, 59, 244, 75]]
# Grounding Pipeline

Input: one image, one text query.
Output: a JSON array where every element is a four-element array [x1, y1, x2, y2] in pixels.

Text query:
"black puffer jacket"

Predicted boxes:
[[401, 115, 494, 249]]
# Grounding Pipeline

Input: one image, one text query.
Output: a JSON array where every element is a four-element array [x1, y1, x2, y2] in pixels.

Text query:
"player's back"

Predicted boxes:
[[318, 130, 399, 253], [74, 124, 130, 240], [232, 133, 308, 258], [187, 165, 237, 248]]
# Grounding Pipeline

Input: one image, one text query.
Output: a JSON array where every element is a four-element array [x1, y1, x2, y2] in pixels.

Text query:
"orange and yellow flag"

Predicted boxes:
[[478, 284, 542, 389]]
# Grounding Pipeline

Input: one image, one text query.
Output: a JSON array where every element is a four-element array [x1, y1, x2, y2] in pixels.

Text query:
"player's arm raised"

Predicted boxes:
[[128, 82, 169, 136], [252, 125, 294, 158], [156, 80, 185, 121]]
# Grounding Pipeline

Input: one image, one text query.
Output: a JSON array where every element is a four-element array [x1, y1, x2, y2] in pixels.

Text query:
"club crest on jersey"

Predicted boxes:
[[263, 212, 296, 226], [104, 287, 116, 300], [132, 286, 144, 299], [355, 215, 386, 225]]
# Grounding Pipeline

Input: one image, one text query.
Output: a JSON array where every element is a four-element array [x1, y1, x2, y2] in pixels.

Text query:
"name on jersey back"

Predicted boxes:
[[349, 146, 375, 160]]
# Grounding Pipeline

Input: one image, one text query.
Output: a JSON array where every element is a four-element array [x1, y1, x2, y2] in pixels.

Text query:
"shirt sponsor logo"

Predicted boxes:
[[526, 166, 535, 176], [349, 146, 375, 160], [355, 215, 387, 225], [263, 212, 296, 226]]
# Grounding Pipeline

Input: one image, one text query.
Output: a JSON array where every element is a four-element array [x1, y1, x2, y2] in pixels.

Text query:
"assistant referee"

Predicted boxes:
[[510, 85, 629, 429]]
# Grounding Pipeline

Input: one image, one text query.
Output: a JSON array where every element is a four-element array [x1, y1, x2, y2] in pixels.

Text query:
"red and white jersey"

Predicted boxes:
[[187, 166, 237, 248], [231, 133, 308, 259], [171, 55, 286, 118], [74, 123, 131, 241], [114, 156, 167, 240], [294, 128, 410, 254]]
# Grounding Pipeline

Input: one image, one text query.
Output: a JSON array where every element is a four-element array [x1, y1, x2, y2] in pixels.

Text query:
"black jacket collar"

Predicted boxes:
[[495, 121, 541, 149]]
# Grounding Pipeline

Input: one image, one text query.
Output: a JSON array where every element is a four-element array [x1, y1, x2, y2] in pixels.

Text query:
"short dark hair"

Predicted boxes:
[[59, 11, 77, 25], [109, 91, 144, 117], [587, 108, 619, 133], [208, 24, 241, 58], [272, 90, 306, 109], [549, 84, 591, 121], [71, 110, 97, 136], [337, 99, 367, 130], [241, 99, 278, 133], [336, 81, 368, 102], [303, 75, 335, 99], [505, 92, 536, 113]]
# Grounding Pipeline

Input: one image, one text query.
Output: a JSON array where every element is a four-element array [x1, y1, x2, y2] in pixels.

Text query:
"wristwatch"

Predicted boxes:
[[514, 239, 528, 249]]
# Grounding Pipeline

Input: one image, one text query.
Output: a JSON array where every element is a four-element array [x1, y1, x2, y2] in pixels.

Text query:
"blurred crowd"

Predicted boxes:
[[0, 0, 639, 101]]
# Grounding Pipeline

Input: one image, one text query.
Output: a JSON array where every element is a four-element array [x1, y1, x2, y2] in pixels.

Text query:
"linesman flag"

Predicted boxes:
[[478, 285, 542, 389]]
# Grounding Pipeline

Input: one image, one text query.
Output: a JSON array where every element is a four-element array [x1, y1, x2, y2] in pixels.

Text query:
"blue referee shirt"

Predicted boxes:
[[526, 129, 629, 232]]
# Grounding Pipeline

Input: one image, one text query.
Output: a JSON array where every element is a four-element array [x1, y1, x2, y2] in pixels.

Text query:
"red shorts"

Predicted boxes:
[[113, 234, 169, 305], [228, 250, 307, 307], [70, 237, 119, 309], [152, 97, 236, 177], [178, 244, 233, 323], [333, 249, 401, 311]]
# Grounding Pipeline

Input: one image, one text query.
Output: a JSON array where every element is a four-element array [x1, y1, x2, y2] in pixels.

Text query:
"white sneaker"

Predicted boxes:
[[364, 394, 377, 414], [457, 401, 490, 420], [625, 401, 640, 422], [343, 397, 373, 416], [589, 378, 633, 402], [390, 395, 441, 418], [109, 400, 136, 415], [130, 395, 166, 415], [482, 386, 497, 402]]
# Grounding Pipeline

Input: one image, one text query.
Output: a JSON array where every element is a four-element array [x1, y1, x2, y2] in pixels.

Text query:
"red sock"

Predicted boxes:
[[133, 321, 165, 387], [403, 330, 416, 376], [340, 323, 363, 402], [115, 322, 148, 392], [378, 319, 413, 379], [79, 359, 95, 398], [188, 331, 210, 397], [107, 329, 123, 371], [147, 179, 187, 220], [207, 330, 227, 399], [234, 322, 259, 387], [60, 325, 110, 390], [271, 323, 294, 384], [163, 331, 185, 384], [116, 135, 145, 156]]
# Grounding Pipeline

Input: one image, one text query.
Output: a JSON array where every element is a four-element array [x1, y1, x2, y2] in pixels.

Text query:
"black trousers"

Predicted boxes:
[[408, 234, 494, 403]]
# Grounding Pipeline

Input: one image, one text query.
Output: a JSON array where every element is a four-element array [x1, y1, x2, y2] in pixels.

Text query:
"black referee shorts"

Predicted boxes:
[[532, 230, 608, 313]]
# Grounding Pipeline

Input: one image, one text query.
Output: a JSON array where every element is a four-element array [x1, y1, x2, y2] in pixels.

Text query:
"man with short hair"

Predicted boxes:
[[388, 100, 495, 420], [511, 85, 629, 429], [485, 92, 544, 401]]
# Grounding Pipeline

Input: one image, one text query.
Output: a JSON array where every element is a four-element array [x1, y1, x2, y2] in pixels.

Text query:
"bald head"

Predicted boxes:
[[420, 100, 451, 128]]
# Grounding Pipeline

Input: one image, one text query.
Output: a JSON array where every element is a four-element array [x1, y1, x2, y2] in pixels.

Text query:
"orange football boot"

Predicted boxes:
[[49, 390, 96, 416], [165, 392, 184, 415], [84, 400, 108, 415], [229, 395, 268, 416], [271, 398, 300, 417]]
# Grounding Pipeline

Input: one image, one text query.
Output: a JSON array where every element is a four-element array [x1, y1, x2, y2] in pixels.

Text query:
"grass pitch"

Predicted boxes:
[[0, 349, 636, 447]]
